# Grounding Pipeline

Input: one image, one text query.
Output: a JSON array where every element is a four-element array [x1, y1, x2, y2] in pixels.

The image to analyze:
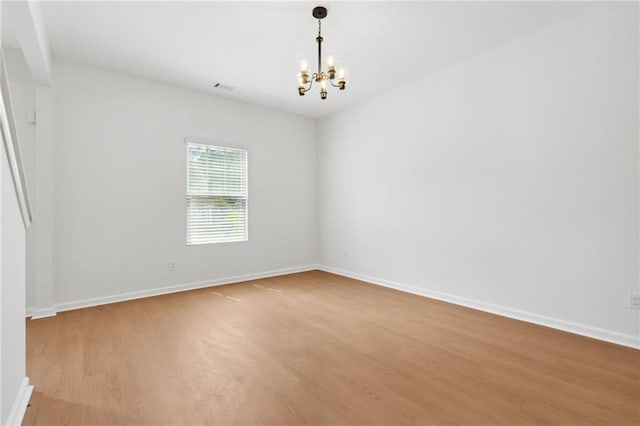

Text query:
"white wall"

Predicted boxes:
[[318, 4, 639, 345], [50, 60, 317, 306]]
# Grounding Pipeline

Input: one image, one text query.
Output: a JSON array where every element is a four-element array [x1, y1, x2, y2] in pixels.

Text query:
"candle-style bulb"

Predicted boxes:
[[327, 56, 335, 67]]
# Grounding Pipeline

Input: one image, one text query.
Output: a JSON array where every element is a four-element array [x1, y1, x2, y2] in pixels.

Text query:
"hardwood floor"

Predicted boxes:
[[24, 271, 639, 425]]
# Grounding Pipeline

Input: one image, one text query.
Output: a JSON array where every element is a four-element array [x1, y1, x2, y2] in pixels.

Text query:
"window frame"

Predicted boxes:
[[185, 138, 249, 246]]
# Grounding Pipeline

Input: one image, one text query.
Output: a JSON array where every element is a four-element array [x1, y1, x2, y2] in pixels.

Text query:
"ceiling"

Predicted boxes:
[[3, 1, 592, 118]]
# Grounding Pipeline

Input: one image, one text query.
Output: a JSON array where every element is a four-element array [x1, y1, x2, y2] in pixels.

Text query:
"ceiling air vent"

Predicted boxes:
[[212, 82, 235, 92]]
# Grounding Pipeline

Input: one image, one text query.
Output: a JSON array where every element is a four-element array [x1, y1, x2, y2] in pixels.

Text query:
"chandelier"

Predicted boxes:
[[297, 6, 348, 99]]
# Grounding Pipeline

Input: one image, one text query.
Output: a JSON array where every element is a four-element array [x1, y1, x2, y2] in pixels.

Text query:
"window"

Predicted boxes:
[[186, 142, 248, 245]]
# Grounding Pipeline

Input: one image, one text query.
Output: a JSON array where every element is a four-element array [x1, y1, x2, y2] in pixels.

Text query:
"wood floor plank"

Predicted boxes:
[[23, 271, 640, 425]]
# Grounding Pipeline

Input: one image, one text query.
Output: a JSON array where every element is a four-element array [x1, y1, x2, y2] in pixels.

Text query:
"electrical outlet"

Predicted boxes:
[[169, 260, 176, 272], [628, 292, 640, 309]]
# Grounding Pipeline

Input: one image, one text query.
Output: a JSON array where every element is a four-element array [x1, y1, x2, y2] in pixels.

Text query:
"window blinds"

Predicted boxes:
[[186, 143, 248, 245]]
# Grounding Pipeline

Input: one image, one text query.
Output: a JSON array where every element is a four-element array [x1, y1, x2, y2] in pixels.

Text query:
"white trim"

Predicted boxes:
[[25, 306, 34, 317], [29, 265, 317, 317], [29, 307, 56, 320], [183, 137, 249, 152], [5, 377, 34, 426], [28, 264, 637, 349], [0, 50, 33, 229], [318, 265, 640, 349]]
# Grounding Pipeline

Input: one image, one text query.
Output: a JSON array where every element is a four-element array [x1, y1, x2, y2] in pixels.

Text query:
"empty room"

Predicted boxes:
[[0, 1, 638, 425]]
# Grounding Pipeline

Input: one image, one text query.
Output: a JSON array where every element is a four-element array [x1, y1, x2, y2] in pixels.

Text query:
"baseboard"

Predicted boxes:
[[30, 307, 57, 320], [29, 265, 318, 317], [318, 265, 640, 350], [25, 306, 34, 317], [5, 377, 34, 426], [27, 264, 638, 348]]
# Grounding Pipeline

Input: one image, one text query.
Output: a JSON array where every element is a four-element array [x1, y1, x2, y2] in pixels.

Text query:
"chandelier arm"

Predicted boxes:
[[303, 80, 313, 93], [301, 75, 315, 93], [329, 80, 341, 88]]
